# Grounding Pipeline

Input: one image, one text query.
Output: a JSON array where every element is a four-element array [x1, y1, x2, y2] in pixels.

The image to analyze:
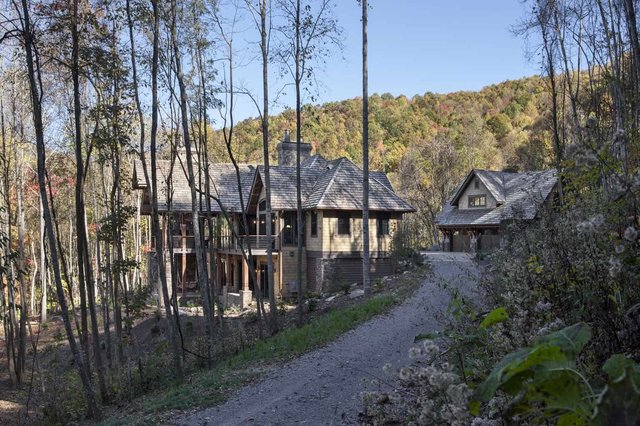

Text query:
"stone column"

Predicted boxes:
[[240, 256, 252, 309]]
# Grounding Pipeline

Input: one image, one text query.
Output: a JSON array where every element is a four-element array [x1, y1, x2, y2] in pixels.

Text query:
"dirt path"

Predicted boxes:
[[178, 252, 480, 426]]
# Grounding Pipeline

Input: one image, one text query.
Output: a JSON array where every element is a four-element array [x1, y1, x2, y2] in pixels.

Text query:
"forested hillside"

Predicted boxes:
[[216, 75, 555, 245]]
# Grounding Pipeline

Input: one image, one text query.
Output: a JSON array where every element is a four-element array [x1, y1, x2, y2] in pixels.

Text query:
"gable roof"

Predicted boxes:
[[436, 169, 557, 227], [134, 153, 414, 214], [133, 159, 257, 213], [300, 158, 413, 211], [449, 169, 510, 206]]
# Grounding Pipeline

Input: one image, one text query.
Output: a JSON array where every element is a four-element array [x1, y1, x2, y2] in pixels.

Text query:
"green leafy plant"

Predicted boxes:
[[474, 322, 640, 425]]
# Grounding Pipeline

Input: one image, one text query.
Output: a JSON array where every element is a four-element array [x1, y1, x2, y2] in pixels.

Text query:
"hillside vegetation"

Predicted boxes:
[[213, 76, 555, 245]]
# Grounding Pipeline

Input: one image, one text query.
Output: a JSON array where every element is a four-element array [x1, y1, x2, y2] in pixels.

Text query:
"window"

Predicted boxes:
[[283, 212, 298, 245], [257, 199, 275, 235], [474, 179, 479, 189], [258, 214, 276, 235], [310, 211, 318, 237], [468, 195, 487, 207], [377, 214, 390, 236], [337, 212, 350, 235]]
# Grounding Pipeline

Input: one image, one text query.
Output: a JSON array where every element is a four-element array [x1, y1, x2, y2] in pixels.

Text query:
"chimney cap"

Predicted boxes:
[[283, 129, 290, 142]]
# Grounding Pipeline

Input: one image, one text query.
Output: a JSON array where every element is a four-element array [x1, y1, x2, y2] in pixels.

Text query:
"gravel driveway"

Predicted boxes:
[[179, 252, 480, 426]]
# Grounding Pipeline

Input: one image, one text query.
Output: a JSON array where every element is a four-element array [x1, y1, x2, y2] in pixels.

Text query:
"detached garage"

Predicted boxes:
[[436, 169, 557, 252]]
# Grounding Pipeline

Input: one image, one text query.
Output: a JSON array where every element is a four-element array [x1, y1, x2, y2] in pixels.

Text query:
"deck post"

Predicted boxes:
[[240, 256, 252, 309]]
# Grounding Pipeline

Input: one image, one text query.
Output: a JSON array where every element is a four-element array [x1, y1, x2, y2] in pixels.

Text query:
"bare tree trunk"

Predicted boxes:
[[71, 0, 107, 399], [536, 4, 564, 205], [18, 0, 101, 417], [258, 0, 279, 334], [1, 96, 18, 385], [213, 9, 267, 335], [14, 132, 27, 383], [362, 0, 370, 295], [295, 0, 304, 327], [126, 0, 144, 292], [169, 0, 215, 363], [39, 199, 47, 323], [145, 0, 184, 381]]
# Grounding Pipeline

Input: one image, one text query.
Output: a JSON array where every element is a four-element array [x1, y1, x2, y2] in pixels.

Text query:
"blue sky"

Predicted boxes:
[[225, 0, 540, 123]]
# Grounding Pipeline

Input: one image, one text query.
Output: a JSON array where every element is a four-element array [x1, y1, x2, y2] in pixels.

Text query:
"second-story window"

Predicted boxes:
[[258, 199, 275, 235], [468, 194, 487, 207], [337, 212, 350, 236], [310, 211, 318, 237], [283, 212, 298, 245]]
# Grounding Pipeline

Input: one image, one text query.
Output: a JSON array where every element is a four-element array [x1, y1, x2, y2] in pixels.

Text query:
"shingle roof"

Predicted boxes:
[[437, 169, 557, 227], [301, 159, 414, 211], [133, 159, 257, 213], [258, 165, 325, 210], [134, 153, 414, 214]]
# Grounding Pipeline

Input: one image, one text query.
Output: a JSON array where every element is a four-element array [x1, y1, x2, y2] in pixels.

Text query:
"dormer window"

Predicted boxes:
[[468, 195, 486, 207]]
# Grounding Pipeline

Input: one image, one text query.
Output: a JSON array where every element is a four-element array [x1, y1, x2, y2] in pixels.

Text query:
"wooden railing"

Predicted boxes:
[[171, 235, 195, 250], [147, 235, 197, 252], [219, 235, 278, 251], [147, 234, 277, 252]]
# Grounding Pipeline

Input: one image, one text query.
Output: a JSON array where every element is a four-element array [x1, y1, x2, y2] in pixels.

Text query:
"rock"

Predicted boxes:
[[349, 289, 365, 299], [325, 295, 338, 302]]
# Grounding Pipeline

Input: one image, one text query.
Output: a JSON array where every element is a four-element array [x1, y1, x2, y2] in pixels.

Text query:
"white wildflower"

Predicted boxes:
[[422, 339, 439, 357], [534, 300, 552, 313], [408, 347, 422, 359], [577, 214, 604, 234], [398, 367, 412, 381], [446, 383, 471, 406], [609, 256, 623, 277], [623, 226, 638, 242], [538, 318, 565, 336]]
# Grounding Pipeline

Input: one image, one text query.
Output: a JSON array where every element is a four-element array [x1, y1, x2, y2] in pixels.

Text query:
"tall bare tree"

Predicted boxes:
[[16, 0, 101, 418], [275, 0, 342, 325], [361, 0, 370, 295]]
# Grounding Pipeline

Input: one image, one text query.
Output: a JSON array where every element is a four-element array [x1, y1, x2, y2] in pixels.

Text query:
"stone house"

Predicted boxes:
[[435, 169, 557, 252], [133, 132, 414, 307]]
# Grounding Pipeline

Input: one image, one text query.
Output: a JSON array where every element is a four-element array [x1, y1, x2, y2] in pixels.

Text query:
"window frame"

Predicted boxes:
[[377, 213, 390, 237], [337, 212, 351, 236], [282, 212, 298, 245], [310, 211, 318, 238], [468, 194, 487, 208]]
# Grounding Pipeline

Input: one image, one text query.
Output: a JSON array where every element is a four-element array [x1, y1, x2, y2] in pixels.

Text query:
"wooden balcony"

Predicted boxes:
[[147, 235, 198, 252], [218, 235, 279, 254]]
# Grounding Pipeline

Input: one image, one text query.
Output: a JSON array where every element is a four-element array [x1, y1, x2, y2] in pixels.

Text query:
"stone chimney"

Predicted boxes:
[[277, 130, 312, 166]]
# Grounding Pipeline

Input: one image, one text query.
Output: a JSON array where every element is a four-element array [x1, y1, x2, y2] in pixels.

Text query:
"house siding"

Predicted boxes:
[[457, 179, 498, 209], [321, 210, 398, 253]]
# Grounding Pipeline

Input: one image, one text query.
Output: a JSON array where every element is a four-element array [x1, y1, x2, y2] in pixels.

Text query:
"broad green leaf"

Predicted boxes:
[[474, 324, 591, 403], [603, 354, 640, 388], [536, 322, 591, 358], [479, 307, 509, 329], [594, 357, 640, 426], [474, 344, 566, 401]]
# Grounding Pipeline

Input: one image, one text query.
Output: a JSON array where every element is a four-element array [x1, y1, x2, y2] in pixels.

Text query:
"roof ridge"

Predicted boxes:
[[315, 158, 345, 207]]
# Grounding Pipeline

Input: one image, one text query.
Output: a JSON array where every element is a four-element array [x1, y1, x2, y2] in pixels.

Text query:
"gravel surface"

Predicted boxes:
[[179, 252, 480, 426]]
